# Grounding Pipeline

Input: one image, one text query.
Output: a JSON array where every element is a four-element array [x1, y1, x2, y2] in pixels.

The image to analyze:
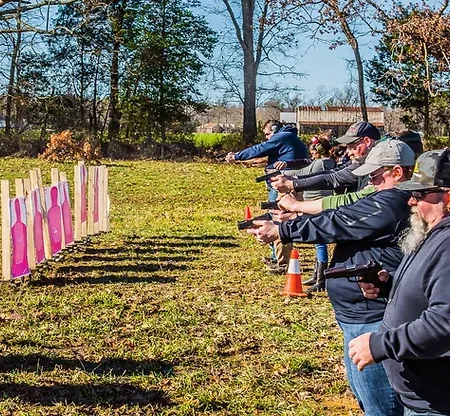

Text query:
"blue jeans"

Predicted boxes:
[[315, 243, 328, 264], [404, 408, 445, 416], [268, 187, 278, 262], [338, 320, 404, 416]]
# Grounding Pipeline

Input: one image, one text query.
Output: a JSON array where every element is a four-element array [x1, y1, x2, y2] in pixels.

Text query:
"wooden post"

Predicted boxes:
[[32, 168, 52, 260], [1, 180, 11, 281], [98, 166, 105, 232], [80, 162, 87, 238], [51, 168, 65, 249], [87, 166, 95, 235], [23, 178, 37, 270], [93, 167, 99, 235], [74, 164, 82, 241], [104, 167, 110, 232]]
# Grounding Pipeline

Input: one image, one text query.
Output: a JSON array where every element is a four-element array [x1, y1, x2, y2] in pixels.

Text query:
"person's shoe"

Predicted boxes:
[[261, 256, 277, 266], [266, 264, 288, 274], [302, 276, 317, 286], [306, 261, 327, 294], [302, 259, 318, 286]]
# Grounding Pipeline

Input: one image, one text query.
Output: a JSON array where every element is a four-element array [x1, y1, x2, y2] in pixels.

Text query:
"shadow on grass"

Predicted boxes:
[[56, 263, 188, 274], [0, 354, 174, 377], [0, 382, 169, 407], [32, 234, 238, 286], [32, 274, 177, 286]]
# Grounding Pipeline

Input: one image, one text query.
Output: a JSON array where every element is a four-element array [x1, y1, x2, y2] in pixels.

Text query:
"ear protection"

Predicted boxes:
[[271, 122, 282, 134]]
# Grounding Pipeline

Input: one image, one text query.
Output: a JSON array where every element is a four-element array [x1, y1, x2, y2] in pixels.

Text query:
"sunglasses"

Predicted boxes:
[[369, 168, 389, 181], [411, 189, 443, 201]]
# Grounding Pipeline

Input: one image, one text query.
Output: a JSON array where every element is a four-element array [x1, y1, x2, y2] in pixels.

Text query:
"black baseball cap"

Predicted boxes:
[[336, 121, 381, 144]]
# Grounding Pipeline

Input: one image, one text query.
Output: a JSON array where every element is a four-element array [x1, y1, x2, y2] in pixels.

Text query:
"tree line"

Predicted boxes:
[[0, 0, 449, 158]]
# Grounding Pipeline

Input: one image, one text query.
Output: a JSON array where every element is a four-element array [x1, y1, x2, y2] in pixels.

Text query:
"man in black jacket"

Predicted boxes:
[[349, 149, 450, 416], [248, 140, 416, 415], [270, 121, 380, 194]]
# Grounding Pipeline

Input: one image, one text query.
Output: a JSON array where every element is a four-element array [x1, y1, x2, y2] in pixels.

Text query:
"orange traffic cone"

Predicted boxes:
[[244, 206, 252, 220], [281, 249, 308, 297]]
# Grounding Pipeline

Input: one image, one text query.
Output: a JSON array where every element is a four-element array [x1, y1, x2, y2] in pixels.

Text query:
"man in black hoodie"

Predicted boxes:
[[349, 149, 450, 416]]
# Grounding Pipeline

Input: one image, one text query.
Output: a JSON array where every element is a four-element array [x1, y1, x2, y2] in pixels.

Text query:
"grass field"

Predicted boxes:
[[0, 158, 359, 415]]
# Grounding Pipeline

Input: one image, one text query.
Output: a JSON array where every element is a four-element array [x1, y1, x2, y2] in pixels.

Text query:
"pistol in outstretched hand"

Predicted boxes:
[[237, 213, 271, 230]]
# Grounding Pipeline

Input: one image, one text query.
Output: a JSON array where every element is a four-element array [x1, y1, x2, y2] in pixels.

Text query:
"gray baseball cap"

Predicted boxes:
[[336, 121, 381, 144], [352, 139, 416, 176], [395, 148, 450, 191]]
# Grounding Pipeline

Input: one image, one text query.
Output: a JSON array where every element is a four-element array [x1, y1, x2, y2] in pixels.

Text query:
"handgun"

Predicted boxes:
[[260, 201, 280, 210], [324, 261, 387, 298], [237, 213, 272, 230], [215, 152, 230, 160], [255, 170, 282, 183]]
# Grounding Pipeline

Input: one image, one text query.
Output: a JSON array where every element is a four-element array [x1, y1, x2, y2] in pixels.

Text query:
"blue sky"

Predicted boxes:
[[199, 0, 380, 103]]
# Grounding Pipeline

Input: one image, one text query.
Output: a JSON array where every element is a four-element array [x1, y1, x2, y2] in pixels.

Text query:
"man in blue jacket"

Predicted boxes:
[[349, 149, 450, 416], [247, 140, 416, 415], [225, 121, 308, 168], [226, 120, 309, 273]]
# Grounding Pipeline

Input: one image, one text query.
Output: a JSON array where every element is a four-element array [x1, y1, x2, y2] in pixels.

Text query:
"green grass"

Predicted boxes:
[[192, 133, 231, 148], [0, 158, 359, 415]]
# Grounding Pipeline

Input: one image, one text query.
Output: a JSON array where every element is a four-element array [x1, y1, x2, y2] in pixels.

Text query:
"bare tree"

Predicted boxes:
[[212, 0, 306, 143]]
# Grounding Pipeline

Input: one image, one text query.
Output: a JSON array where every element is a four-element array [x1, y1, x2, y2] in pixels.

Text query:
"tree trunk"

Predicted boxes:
[[107, 0, 127, 154], [242, 0, 257, 144], [340, 16, 368, 121], [243, 57, 257, 144], [5, 0, 22, 137], [423, 91, 430, 140]]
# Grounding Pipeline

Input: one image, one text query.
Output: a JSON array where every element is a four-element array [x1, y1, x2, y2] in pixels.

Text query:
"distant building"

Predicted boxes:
[[296, 106, 384, 134], [280, 112, 296, 124], [196, 123, 239, 133], [196, 123, 224, 133]]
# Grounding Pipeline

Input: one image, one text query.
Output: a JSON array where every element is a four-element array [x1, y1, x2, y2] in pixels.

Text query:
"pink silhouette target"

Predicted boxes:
[[31, 189, 45, 264], [60, 181, 74, 245], [10, 197, 30, 279], [45, 185, 62, 255]]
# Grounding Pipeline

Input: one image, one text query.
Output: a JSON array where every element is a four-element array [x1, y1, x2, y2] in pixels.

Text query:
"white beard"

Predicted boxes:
[[399, 208, 428, 254]]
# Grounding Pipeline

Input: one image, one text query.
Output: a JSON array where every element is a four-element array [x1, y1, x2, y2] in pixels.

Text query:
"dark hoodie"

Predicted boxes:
[[279, 188, 412, 323], [234, 126, 308, 169], [370, 216, 450, 414]]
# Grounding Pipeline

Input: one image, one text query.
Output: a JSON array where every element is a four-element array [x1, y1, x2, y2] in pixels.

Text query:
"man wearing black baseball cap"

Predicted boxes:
[[271, 121, 381, 194], [349, 148, 450, 415]]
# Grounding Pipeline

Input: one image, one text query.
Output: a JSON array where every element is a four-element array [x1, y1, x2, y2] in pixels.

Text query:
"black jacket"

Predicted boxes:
[[278, 189, 411, 323], [370, 216, 450, 414]]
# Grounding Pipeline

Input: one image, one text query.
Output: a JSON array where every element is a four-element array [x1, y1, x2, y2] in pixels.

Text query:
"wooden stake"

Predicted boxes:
[[51, 168, 65, 249], [87, 166, 95, 235], [23, 178, 36, 270], [74, 164, 82, 241], [33, 168, 52, 260], [1, 180, 11, 281], [98, 166, 105, 232]]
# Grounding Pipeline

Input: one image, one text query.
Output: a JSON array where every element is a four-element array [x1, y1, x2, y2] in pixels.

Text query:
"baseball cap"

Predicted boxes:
[[336, 121, 381, 144], [395, 148, 450, 191], [352, 139, 416, 176]]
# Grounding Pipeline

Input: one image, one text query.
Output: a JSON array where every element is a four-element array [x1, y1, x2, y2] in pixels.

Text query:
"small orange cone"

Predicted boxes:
[[244, 206, 252, 220], [281, 249, 308, 297]]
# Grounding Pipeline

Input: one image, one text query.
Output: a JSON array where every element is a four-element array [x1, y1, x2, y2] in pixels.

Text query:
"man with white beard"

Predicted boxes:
[[349, 148, 450, 416]]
